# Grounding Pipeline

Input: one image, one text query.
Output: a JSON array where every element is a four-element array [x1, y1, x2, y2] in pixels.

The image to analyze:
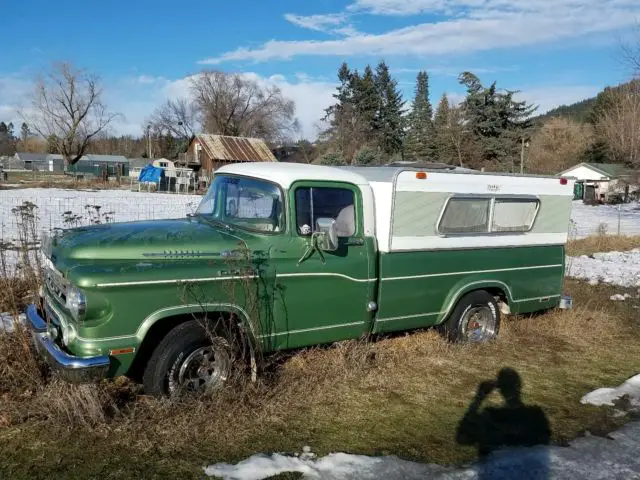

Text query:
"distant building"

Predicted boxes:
[[13, 152, 64, 172], [180, 134, 277, 176], [66, 154, 129, 178], [560, 163, 637, 203]]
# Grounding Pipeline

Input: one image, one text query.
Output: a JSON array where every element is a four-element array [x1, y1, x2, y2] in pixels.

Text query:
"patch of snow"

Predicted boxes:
[[0, 312, 26, 333], [566, 250, 640, 288], [205, 421, 640, 479], [610, 294, 633, 301], [581, 375, 640, 409], [570, 201, 640, 239]]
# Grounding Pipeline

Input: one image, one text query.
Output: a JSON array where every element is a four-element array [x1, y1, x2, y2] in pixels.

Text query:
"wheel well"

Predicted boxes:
[[126, 311, 237, 382], [484, 287, 509, 305]]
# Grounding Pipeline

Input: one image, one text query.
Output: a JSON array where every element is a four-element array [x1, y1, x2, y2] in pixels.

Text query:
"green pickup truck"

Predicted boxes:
[[28, 162, 574, 396]]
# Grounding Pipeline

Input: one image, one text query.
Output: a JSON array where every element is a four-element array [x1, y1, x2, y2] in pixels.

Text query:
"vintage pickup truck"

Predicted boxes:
[[27, 162, 575, 396]]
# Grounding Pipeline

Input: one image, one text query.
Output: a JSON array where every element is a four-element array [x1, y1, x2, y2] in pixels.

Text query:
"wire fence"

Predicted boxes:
[[569, 201, 640, 239], [0, 189, 202, 277]]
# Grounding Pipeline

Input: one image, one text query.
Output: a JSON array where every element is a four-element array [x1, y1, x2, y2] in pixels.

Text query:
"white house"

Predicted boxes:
[[560, 163, 636, 203]]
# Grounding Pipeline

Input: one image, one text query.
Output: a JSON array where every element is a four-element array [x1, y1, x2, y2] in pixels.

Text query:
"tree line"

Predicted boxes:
[[5, 46, 640, 174], [316, 60, 536, 172]]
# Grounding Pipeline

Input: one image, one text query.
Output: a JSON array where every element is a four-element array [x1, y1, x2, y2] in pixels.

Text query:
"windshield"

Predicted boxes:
[[196, 175, 284, 233]]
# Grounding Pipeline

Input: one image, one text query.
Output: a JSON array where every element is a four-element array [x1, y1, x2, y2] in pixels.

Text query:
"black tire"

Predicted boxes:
[[441, 290, 500, 343], [142, 320, 232, 397]]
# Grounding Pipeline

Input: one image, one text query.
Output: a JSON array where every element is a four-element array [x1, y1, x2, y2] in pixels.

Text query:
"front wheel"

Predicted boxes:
[[441, 290, 500, 343], [142, 320, 233, 397]]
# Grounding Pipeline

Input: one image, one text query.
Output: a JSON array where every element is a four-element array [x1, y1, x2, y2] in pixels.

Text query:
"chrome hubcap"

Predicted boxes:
[[177, 343, 231, 394], [461, 305, 497, 343]]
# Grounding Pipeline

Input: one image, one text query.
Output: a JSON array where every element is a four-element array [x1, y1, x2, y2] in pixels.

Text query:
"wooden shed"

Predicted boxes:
[[181, 134, 276, 175]]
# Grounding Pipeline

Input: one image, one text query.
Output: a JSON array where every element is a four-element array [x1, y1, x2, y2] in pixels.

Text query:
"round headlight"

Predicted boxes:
[[66, 286, 86, 320]]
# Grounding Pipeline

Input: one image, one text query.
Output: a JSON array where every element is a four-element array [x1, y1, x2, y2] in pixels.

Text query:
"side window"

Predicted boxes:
[[492, 199, 538, 232], [438, 198, 490, 234], [295, 187, 356, 237]]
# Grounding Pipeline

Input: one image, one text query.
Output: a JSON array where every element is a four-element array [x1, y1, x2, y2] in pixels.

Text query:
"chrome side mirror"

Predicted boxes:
[[315, 217, 339, 252]]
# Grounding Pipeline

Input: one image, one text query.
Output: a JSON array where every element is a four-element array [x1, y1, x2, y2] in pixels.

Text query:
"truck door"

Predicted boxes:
[[269, 181, 374, 349]]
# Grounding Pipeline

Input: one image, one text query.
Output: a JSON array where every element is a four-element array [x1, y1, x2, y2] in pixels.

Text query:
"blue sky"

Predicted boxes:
[[1, 0, 639, 139]]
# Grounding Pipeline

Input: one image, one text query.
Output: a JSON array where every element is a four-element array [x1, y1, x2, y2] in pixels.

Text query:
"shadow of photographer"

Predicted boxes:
[[456, 368, 551, 479]]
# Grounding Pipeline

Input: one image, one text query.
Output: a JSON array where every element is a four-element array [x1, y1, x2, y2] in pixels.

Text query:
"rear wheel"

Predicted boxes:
[[442, 290, 500, 343], [142, 320, 233, 397]]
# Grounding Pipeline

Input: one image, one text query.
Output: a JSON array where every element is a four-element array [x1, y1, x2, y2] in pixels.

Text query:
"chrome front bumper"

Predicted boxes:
[[26, 304, 110, 383]]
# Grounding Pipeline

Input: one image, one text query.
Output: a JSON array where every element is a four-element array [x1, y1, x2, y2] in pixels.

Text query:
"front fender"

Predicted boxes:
[[135, 302, 256, 344]]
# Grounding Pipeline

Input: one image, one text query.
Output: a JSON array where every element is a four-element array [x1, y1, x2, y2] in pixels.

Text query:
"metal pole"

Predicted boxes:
[[618, 203, 621, 235], [520, 137, 525, 174]]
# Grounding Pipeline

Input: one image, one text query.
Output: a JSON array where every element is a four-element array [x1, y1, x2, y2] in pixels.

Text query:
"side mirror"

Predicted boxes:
[[315, 217, 339, 252]]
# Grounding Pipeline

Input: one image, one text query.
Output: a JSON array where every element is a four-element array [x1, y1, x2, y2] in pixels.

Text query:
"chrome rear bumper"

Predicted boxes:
[[26, 304, 110, 383]]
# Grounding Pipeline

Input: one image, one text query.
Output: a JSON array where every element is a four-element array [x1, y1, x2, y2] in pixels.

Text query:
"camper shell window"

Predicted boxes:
[[437, 195, 539, 236]]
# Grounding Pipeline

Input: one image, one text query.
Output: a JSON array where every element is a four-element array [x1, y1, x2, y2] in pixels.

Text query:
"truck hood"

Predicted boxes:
[[49, 217, 247, 264]]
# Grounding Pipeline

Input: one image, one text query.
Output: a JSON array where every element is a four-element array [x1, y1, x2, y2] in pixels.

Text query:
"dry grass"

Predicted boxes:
[[1, 279, 639, 478], [567, 235, 640, 256]]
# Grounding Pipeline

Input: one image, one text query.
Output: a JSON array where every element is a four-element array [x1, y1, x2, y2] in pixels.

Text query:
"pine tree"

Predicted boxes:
[[374, 61, 405, 157], [0, 121, 17, 156], [433, 93, 452, 164], [323, 63, 361, 162], [405, 71, 435, 161], [353, 65, 378, 144], [20, 122, 31, 143], [458, 72, 536, 171]]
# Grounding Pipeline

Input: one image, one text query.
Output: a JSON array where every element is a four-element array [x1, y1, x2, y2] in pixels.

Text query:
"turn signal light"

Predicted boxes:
[[416, 172, 427, 180]]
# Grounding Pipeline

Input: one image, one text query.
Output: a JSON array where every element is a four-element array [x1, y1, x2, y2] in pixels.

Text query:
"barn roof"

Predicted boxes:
[[194, 134, 276, 162]]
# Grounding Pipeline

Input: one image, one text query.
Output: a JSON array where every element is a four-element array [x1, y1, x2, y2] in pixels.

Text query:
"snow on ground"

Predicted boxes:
[[205, 421, 640, 479], [570, 201, 640, 239], [0, 312, 26, 333], [582, 375, 640, 409], [565, 250, 640, 288]]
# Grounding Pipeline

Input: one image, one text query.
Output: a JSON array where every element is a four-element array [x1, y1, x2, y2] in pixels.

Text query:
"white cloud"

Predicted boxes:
[[283, 12, 360, 38], [200, 1, 640, 64], [284, 13, 347, 32]]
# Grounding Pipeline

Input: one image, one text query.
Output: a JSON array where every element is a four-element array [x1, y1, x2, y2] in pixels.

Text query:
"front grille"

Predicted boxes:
[[45, 267, 68, 305]]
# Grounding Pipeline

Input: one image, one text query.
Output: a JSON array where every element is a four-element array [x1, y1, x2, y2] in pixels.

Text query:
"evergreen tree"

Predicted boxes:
[[20, 122, 31, 143], [353, 65, 378, 144], [323, 63, 363, 162], [405, 71, 435, 161], [458, 72, 536, 171], [433, 93, 452, 163], [0, 121, 17, 156], [374, 61, 405, 157]]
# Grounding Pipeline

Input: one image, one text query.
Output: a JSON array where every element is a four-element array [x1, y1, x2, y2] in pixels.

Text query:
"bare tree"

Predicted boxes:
[[21, 62, 119, 166], [527, 117, 593, 174], [621, 23, 640, 78], [189, 71, 297, 143], [148, 97, 198, 139], [597, 80, 640, 169]]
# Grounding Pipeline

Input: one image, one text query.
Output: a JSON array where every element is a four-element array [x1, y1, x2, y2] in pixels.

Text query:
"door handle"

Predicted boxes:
[[345, 238, 364, 246]]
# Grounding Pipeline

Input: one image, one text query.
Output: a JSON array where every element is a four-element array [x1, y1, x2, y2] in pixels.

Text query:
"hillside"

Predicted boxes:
[[533, 97, 598, 124], [532, 79, 638, 125]]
